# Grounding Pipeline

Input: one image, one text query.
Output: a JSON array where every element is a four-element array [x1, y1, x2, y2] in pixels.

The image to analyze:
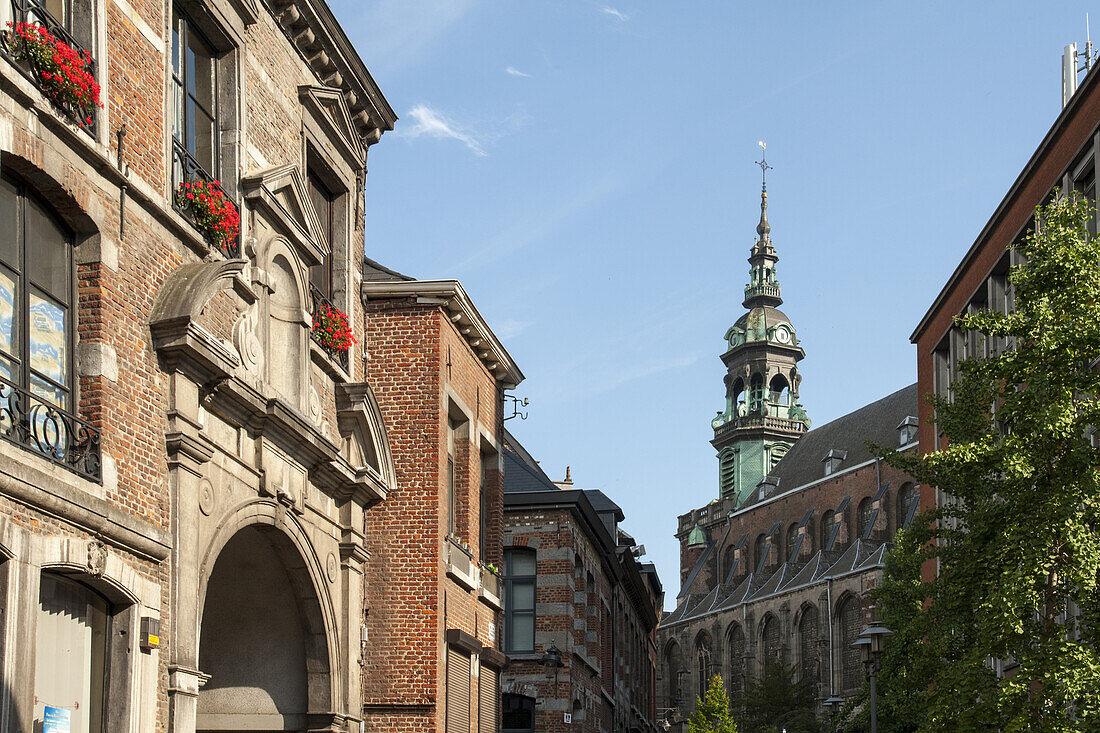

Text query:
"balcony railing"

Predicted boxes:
[[0, 374, 102, 482], [0, 0, 98, 135], [309, 283, 350, 371], [171, 139, 241, 258]]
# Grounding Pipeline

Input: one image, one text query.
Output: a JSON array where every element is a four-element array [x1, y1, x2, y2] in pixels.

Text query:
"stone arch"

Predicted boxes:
[[197, 499, 339, 723], [724, 621, 745, 695], [759, 612, 780, 667], [795, 602, 820, 685], [0, 152, 101, 237], [834, 591, 862, 692], [262, 237, 309, 407], [768, 373, 790, 405], [748, 373, 764, 414], [663, 638, 684, 709], [693, 630, 712, 695]]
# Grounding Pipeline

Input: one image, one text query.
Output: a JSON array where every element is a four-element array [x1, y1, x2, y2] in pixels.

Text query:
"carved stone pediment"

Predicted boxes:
[[241, 165, 325, 268], [300, 85, 367, 167], [335, 382, 396, 503]]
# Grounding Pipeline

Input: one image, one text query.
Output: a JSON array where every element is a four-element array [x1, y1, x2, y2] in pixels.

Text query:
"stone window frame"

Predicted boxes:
[[0, 169, 77, 410], [301, 104, 357, 318], [166, 0, 242, 201], [502, 547, 536, 654], [502, 693, 535, 733]]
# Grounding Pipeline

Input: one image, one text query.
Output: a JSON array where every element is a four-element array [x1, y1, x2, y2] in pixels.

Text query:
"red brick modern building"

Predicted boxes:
[[360, 265, 523, 732], [500, 433, 663, 733], [911, 53, 1100, 583]]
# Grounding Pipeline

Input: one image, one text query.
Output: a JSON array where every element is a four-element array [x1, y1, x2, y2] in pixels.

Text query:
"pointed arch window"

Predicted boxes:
[[786, 523, 799, 562], [897, 482, 918, 529], [858, 497, 874, 539], [694, 634, 712, 693], [726, 624, 745, 695]]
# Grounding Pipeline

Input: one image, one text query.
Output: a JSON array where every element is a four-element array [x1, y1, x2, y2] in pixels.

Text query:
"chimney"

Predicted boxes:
[[553, 466, 574, 490]]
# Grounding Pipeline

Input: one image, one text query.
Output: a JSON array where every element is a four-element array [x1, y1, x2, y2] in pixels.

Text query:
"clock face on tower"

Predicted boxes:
[[774, 326, 791, 344]]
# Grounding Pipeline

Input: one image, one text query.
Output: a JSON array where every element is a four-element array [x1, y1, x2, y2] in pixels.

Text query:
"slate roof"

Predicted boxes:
[[503, 446, 558, 494], [362, 256, 414, 282], [764, 382, 918, 493]]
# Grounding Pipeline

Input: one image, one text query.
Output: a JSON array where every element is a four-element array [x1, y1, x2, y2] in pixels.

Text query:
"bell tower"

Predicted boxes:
[[711, 144, 810, 507]]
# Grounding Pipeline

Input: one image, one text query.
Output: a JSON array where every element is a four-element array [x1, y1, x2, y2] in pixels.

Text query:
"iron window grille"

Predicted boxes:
[[308, 283, 350, 370], [0, 373, 101, 481]]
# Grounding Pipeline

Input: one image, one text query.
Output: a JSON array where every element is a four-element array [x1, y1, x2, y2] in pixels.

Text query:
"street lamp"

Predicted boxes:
[[541, 642, 563, 684], [823, 695, 844, 725], [853, 625, 893, 733]]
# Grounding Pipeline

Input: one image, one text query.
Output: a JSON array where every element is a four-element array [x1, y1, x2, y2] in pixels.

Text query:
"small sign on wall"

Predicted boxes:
[[564, 712, 572, 723], [43, 706, 71, 733]]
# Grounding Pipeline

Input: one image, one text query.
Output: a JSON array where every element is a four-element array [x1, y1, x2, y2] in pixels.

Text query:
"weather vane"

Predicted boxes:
[[756, 140, 772, 193]]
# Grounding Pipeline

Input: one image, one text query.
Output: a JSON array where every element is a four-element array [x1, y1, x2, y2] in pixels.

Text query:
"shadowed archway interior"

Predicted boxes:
[[197, 524, 331, 732]]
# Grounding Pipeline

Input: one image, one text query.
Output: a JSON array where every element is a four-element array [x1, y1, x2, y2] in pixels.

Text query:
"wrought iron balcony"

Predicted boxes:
[[0, 0, 98, 135], [171, 139, 241, 258], [309, 283, 350, 371], [0, 374, 102, 482]]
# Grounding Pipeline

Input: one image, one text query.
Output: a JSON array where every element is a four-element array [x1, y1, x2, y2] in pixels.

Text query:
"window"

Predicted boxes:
[[0, 173, 73, 408], [858, 497, 874, 539], [798, 605, 819, 684], [838, 596, 862, 690], [171, 7, 218, 177], [726, 624, 744, 694], [754, 533, 767, 571], [34, 573, 109, 733], [447, 417, 457, 537], [786, 523, 799, 562], [503, 548, 535, 653], [694, 634, 711, 693], [821, 510, 836, 549], [307, 169, 335, 298], [722, 544, 736, 580], [502, 694, 535, 733], [761, 615, 780, 662], [898, 482, 918, 529]]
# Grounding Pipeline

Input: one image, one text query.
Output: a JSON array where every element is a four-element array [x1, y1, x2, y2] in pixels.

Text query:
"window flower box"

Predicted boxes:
[[3, 20, 100, 128], [175, 178, 241, 256], [310, 285, 353, 370]]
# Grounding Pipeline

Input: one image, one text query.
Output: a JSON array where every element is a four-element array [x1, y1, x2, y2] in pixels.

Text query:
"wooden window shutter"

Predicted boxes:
[[446, 646, 472, 733], [479, 663, 499, 732]]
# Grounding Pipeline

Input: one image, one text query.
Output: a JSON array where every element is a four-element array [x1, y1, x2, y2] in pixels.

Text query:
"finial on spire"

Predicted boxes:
[[756, 141, 772, 240]]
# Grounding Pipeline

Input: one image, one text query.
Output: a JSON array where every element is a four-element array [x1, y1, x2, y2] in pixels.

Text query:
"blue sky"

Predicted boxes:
[[333, 0, 1097, 607]]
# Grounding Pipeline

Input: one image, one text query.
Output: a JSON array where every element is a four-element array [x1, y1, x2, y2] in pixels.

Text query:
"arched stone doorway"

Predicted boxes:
[[196, 524, 332, 732]]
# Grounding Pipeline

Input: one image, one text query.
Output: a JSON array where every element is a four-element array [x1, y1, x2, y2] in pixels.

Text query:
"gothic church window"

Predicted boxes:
[[798, 605, 819, 684], [786, 523, 798, 562], [898, 482, 918, 530], [754, 533, 767, 571], [761, 615, 780, 662], [838, 596, 861, 690], [858, 497, 874, 539], [821, 510, 836, 549]]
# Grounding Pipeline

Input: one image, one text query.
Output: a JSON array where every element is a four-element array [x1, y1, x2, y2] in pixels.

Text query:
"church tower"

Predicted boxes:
[[711, 147, 810, 506]]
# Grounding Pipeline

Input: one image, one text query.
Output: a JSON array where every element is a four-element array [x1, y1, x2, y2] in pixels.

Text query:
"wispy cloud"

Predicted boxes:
[[601, 6, 628, 21], [401, 104, 486, 156], [492, 318, 533, 340], [505, 66, 531, 78], [342, 0, 478, 77]]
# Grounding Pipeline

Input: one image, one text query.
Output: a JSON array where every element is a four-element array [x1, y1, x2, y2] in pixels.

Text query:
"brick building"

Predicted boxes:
[[656, 176, 919, 729], [0, 0, 410, 731], [360, 265, 523, 732], [500, 432, 663, 733], [911, 51, 1100, 590]]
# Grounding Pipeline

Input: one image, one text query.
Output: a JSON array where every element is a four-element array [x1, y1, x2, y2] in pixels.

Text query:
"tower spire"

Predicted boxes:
[[756, 141, 772, 240]]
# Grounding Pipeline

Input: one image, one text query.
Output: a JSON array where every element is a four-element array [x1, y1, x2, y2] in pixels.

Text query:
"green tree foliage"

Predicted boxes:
[[877, 196, 1100, 730], [688, 674, 739, 733], [737, 659, 820, 733]]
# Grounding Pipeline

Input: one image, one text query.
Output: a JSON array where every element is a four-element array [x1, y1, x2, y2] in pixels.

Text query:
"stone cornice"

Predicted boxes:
[[267, 0, 397, 148], [361, 280, 524, 389]]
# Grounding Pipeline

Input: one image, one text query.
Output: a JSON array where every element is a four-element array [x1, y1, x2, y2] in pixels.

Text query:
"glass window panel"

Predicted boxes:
[[35, 574, 108, 733], [511, 581, 534, 610], [26, 198, 69, 300], [191, 34, 215, 115], [509, 615, 534, 651], [0, 177, 17, 265], [192, 105, 215, 175], [28, 291, 67, 388], [171, 13, 182, 77], [0, 267, 17, 360], [171, 80, 184, 143], [43, 0, 66, 24], [185, 42, 196, 95], [508, 551, 536, 576]]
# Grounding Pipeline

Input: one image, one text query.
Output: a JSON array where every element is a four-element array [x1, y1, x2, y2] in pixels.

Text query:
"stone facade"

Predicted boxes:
[[0, 0, 402, 731], [501, 439, 662, 733], [360, 273, 522, 732]]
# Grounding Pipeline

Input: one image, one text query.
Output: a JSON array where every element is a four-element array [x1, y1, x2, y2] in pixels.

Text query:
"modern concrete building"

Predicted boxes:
[[501, 432, 663, 733], [0, 0, 417, 731]]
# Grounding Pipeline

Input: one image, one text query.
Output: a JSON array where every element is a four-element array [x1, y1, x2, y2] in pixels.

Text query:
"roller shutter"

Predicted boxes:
[[446, 646, 471, 733], [479, 663, 499, 732]]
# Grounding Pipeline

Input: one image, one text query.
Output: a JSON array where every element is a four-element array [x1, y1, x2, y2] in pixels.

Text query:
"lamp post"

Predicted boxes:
[[823, 695, 844, 727], [852, 625, 893, 733], [541, 642, 563, 688]]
